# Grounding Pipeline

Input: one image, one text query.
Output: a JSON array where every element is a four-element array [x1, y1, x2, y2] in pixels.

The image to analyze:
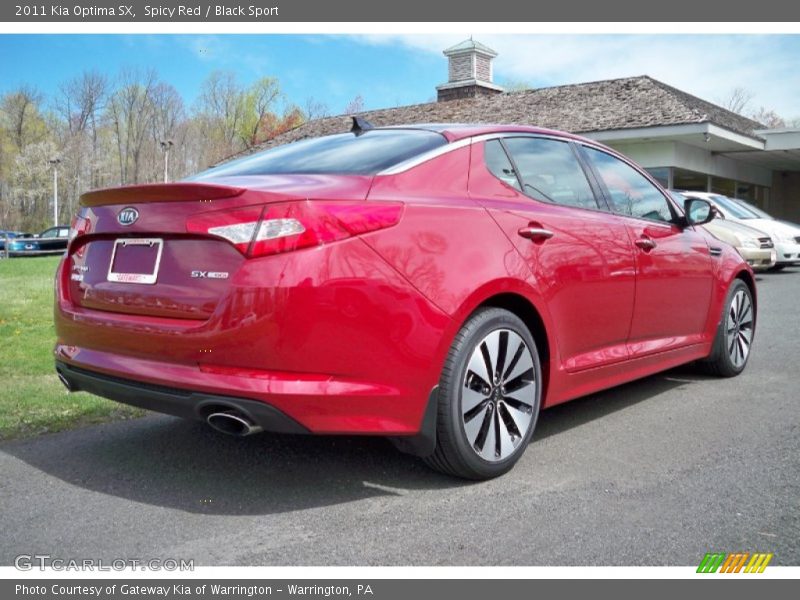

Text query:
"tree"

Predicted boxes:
[[196, 70, 246, 153], [750, 107, 786, 129], [105, 69, 158, 184], [0, 86, 47, 152], [0, 67, 302, 231], [256, 104, 305, 142], [54, 70, 110, 211], [303, 97, 330, 120], [719, 87, 754, 115], [149, 82, 185, 181], [238, 77, 282, 148], [56, 71, 108, 136], [343, 94, 365, 115]]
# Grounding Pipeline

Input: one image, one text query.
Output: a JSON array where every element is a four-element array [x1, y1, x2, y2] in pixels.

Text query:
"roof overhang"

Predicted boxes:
[[717, 128, 800, 172], [583, 122, 765, 153]]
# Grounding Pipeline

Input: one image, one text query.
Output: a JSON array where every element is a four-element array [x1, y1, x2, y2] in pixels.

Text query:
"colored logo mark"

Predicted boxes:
[[697, 552, 773, 573]]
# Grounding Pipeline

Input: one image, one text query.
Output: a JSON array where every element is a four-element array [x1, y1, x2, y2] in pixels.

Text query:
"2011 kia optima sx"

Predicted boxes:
[[54, 122, 756, 479]]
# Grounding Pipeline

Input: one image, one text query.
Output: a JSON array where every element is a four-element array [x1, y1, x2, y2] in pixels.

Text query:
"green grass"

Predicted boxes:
[[0, 256, 143, 441]]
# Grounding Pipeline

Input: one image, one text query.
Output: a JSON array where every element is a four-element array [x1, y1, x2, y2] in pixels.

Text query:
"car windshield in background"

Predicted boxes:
[[735, 199, 773, 219], [189, 129, 448, 179], [711, 194, 760, 219]]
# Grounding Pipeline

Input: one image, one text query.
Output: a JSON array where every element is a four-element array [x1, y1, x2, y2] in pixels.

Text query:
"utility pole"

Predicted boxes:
[[49, 158, 62, 226], [160, 139, 174, 183]]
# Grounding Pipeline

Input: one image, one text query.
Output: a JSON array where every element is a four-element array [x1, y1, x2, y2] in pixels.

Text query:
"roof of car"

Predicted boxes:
[[377, 122, 592, 144]]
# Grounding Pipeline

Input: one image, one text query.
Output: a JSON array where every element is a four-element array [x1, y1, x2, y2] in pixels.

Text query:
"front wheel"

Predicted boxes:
[[700, 279, 755, 377], [424, 308, 542, 480]]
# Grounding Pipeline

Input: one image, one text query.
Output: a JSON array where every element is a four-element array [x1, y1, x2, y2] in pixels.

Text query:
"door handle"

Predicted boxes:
[[634, 237, 657, 251], [518, 226, 554, 242]]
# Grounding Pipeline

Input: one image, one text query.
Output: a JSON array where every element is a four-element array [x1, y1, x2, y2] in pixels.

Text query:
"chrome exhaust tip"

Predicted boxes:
[[206, 411, 263, 437]]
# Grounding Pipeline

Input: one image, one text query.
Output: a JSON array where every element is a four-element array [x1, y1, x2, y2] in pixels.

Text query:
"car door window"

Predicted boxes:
[[40, 229, 56, 238], [583, 147, 674, 223], [501, 137, 600, 210], [484, 140, 521, 190]]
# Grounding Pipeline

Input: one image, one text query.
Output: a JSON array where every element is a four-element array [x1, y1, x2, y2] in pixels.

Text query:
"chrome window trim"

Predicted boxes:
[[377, 131, 610, 176]]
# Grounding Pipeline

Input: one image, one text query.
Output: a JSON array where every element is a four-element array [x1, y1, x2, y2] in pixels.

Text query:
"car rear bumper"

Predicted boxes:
[[54, 343, 427, 435], [55, 360, 310, 434]]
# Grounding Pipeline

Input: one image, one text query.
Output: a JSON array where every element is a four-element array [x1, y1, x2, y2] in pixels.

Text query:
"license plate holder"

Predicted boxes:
[[107, 238, 164, 284]]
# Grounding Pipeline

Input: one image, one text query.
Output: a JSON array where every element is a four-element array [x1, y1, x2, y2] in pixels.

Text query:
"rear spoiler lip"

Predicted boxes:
[[79, 183, 246, 207]]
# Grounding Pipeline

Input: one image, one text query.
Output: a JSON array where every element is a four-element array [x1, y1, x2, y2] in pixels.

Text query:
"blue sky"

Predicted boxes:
[[1, 34, 798, 119]]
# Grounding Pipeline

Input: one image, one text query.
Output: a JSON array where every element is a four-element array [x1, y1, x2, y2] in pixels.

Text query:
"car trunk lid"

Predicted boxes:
[[67, 177, 374, 320]]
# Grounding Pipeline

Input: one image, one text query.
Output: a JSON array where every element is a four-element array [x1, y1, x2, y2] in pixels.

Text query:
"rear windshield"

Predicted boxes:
[[189, 129, 447, 179]]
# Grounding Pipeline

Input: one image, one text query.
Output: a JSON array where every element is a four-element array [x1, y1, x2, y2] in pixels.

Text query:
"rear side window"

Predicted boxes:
[[484, 140, 521, 190], [189, 129, 448, 179], [502, 137, 600, 210], [583, 147, 674, 223]]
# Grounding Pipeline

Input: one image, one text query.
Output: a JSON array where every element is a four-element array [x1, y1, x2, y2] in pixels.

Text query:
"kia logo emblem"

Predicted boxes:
[[117, 207, 139, 226]]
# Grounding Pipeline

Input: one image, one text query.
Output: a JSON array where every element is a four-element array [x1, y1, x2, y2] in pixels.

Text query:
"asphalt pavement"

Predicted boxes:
[[1, 269, 798, 566]]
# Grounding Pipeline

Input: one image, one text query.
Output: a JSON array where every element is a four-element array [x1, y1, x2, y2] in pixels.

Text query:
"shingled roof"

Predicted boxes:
[[241, 75, 764, 157]]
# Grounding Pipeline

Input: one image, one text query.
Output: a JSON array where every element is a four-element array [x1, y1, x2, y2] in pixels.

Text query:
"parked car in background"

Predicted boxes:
[[6, 226, 70, 257], [728, 197, 800, 232], [55, 123, 757, 479], [678, 191, 800, 270], [1, 230, 30, 255], [668, 192, 776, 271]]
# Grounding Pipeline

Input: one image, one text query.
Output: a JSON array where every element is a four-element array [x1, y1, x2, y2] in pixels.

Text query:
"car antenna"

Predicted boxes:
[[350, 116, 374, 136]]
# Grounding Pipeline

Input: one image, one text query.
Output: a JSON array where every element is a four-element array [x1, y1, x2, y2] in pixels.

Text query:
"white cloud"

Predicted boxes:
[[351, 34, 800, 119]]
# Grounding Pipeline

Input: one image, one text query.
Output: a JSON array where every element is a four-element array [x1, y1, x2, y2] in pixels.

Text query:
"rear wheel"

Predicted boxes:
[[424, 308, 542, 480], [700, 279, 755, 377]]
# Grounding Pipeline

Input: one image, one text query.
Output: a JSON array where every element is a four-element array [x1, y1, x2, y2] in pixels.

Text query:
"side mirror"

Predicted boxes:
[[684, 198, 715, 226]]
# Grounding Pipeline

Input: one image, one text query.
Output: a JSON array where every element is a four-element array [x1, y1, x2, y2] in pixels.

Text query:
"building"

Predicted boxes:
[[250, 39, 800, 221]]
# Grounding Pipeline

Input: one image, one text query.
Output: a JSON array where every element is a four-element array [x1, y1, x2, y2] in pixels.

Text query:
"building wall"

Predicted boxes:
[[607, 141, 773, 187], [771, 171, 800, 222], [604, 140, 800, 219], [448, 54, 473, 82], [475, 55, 491, 82]]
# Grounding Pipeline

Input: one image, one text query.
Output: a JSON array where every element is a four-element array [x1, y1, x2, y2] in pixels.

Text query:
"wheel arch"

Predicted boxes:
[[472, 292, 553, 401], [734, 268, 757, 324]]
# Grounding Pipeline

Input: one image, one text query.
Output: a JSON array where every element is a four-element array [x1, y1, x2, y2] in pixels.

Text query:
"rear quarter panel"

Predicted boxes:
[[364, 145, 557, 394]]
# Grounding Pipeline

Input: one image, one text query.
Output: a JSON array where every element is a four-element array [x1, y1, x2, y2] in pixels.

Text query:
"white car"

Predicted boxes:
[[729, 197, 800, 232], [679, 191, 800, 271]]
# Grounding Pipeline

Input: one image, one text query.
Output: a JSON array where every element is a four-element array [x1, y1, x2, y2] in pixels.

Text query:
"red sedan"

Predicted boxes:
[[54, 123, 756, 479]]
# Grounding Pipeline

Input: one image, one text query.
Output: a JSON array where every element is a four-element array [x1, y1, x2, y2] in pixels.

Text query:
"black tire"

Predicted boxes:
[[424, 308, 542, 480], [769, 264, 786, 272], [699, 279, 755, 377]]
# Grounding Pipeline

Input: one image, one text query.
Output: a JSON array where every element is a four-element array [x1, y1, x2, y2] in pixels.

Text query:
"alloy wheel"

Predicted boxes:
[[726, 288, 754, 369], [461, 329, 536, 462]]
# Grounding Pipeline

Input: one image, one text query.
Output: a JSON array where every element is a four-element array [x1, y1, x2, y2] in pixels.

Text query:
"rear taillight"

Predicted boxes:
[[187, 201, 402, 258], [69, 212, 92, 257], [69, 213, 92, 241]]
